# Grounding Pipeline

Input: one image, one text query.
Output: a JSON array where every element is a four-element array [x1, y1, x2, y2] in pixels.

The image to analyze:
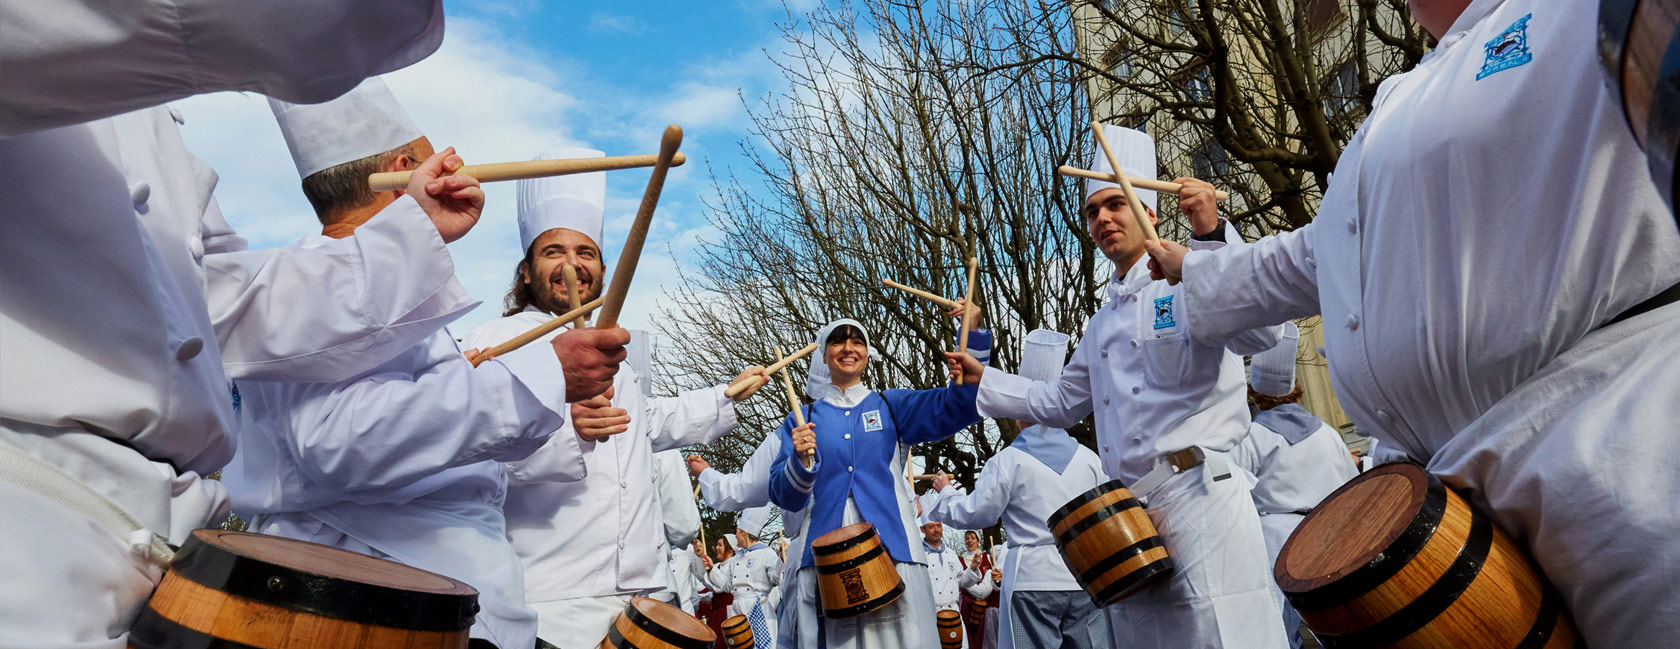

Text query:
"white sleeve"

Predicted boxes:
[[699, 435, 782, 512], [974, 338, 1095, 428], [205, 196, 476, 383], [644, 384, 738, 453], [929, 458, 1012, 531], [284, 337, 576, 493], [655, 450, 702, 548], [0, 0, 443, 136], [1181, 225, 1320, 349]]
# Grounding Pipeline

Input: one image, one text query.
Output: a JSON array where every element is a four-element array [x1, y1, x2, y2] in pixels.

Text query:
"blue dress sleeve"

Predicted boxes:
[[882, 382, 982, 445], [768, 412, 819, 511]]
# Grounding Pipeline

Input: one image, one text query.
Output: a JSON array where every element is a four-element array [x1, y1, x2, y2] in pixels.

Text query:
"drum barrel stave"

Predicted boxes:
[[1047, 480, 1174, 607], [811, 522, 904, 619]]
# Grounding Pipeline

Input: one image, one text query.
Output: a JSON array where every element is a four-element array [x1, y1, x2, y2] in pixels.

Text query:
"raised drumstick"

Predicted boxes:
[[1091, 121, 1160, 243], [956, 256, 978, 385], [596, 125, 683, 328], [562, 265, 587, 328], [368, 151, 688, 191], [775, 345, 815, 470], [724, 342, 818, 399], [883, 278, 960, 309], [1057, 166, 1230, 201], [469, 296, 605, 367]]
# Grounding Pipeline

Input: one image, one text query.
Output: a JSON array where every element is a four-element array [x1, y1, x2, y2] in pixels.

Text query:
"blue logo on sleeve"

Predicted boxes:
[[1152, 295, 1177, 330], [1476, 13, 1533, 80]]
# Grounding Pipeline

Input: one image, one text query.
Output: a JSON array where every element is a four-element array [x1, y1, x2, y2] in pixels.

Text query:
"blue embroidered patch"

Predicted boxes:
[[1152, 295, 1176, 330], [1476, 13, 1533, 80], [862, 410, 883, 432]]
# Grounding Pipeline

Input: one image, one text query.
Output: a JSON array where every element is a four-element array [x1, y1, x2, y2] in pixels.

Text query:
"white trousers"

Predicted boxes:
[[785, 561, 938, 649]]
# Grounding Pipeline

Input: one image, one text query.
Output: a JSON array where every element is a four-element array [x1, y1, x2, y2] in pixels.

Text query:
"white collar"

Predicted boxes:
[[819, 382, 873, 408], [1106, 255, 1155, 300], [1424, 0, 1508, 59]]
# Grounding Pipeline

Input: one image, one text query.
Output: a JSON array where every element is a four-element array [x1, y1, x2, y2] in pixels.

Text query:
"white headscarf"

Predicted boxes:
[[804, 318, 875, 400], [1250, 321, 1300, 397], [517, 147, 606, 254], [269, 77, 423, 179], [1084, 124, 1159, 211]]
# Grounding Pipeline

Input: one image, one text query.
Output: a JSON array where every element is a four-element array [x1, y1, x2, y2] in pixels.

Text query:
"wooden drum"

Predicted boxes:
[[1275, 462, 1580, 649], [128, 529, 477, 649], [811, 522, 903, 619], [937, 609, 964, 649], [963, 596, 988, 628], [1601, 0, 1680, 211], [1047, 480, 1174, 606], [597, 596, 715, 649], [722, 614, 753, 649]]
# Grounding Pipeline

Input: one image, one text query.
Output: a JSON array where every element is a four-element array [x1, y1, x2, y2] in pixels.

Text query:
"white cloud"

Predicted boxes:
[[660, 84, 744, 128], [588, 13, 648, 35]]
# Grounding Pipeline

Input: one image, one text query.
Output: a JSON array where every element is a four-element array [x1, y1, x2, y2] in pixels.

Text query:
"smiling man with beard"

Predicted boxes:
[[459, 147, 771, 649]]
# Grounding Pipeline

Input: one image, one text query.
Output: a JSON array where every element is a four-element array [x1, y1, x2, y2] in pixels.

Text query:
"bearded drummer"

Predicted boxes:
[[945, 126, 1287, 649], [768, 318, 992, 649]]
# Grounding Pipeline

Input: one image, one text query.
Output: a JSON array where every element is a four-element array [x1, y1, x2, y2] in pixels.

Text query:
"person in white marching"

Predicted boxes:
[[1141, 1, 1680, 644], [930, 329, 1114, 649], [653, 448, 704, 612], [705, 506, 784, 648], [457, 147, 769, 648], [915, 499, 984, 649], [1229, 322, 1358, 649], [944, 125, 1287, 649], [224, 80, 630, 649], [0, 3, 462, 646], [669, 541, 709, 616]]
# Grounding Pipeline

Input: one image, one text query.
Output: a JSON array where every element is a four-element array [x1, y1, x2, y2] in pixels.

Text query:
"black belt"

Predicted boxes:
[[1606, 281, 1680, 327]]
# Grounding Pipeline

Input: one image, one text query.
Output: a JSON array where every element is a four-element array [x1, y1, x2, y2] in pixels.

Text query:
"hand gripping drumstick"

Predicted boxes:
[[368, 151, 688, 191], [1091, 121, 1160, 243], [723, 342, 818, 399], [596, 125, 683, 328], [1056, 166, 1230, 201], [774, 345, 816, 470], [562, 265, 588, 328], [469, 297, 606, 367], [955, 256, 978, 385]]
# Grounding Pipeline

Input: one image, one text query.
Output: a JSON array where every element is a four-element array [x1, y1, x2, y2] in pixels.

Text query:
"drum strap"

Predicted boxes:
[[1130, 446, 1233, 506], [0, 436, 174, 566]]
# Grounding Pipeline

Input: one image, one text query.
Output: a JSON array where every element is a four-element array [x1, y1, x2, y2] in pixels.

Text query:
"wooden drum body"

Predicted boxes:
[[1275, 462, 1580, 649], [597, 596, 715, 649], [129, 529, 478, 649], [1601, 0, 1680, 212], [811, 522, 904, 619], [1047, 480, 1174, 606], [721, 614, 753, 649], [937, 609, 964, 649], [963, 596, 988, 628]]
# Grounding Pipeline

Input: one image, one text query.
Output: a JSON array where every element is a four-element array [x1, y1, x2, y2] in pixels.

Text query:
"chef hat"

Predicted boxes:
[[737, 505, 773, 538], [627, 330, 653, 398], [269, 77, 423, 179], [805, 319, 875, 399], [518, 147, 606, 254], [723, 535, 739, 551], [1249, 321, 1300, 397], [1085, 124, 1158, 211], [1018, 329, 1070, 384], [916, 491, 942, 528]]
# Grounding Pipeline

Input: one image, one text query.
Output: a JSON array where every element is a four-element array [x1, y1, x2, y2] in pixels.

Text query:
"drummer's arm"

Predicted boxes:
[[929, 461, 1011, 531], [767, 417, 817, 511]]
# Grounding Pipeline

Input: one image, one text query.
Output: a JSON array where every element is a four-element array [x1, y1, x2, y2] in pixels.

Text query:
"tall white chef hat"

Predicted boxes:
[[1249, 321, 1300, 397], [1018, 329, 1071, 384], [269, 77, 424, 179], [1085, 124, 1158, 212], [738, 505, 773, 538], [518, 147, 606, 254]]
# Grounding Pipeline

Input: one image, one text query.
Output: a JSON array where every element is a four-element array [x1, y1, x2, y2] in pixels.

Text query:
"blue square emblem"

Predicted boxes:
[[862, 410, 883, 432], [1152, 295, 1176, 330], [1477, 13, 1533, 81]]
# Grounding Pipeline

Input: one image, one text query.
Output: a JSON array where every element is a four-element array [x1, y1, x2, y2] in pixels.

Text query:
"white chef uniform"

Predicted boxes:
[[0, 5, 445, 646], [918, 500, 982, 649], [224, 81, 577, 649], [1175, 1, 1680, 644], [669, 544, 709, 616], [709, 506, 783, 648], [974, 127, 1286, 648], [1230, 323, 1357, 649], [458, 150, 738, 648], [655, 448, 703, 608]]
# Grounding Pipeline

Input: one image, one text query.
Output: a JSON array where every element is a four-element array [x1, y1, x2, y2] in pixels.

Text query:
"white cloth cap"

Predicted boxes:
[[738, 505, 773, 538], [1085, 124, 1158, 211], [627, 330, 653, 398], [518, 147, 606, 254], [804, 319, 875, 399], [269, 77, 423, 179], [1250, 321, 1300, 397], [723, 535, 739, 551], [917, 492, 941, 528], [1018, 329, 1070, 384]]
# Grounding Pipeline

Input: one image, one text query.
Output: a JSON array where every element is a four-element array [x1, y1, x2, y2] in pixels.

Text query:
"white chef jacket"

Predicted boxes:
[[655, 450, 702, 548], [1230, 416, 1358, 522], [699, 433, 783, 511], [1177, 2, 1680, 645], [459, 308, 737, 604], [976, 223, 1281, 483], [923, 541, 982, 612], [710, 543, 783, 613], [669, 546, 708, 615]]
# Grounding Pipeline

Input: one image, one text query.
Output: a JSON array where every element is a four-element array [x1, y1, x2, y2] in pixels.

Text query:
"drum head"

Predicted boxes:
[[1274, 462, 1430, 594], [628, 596, 713, 641], [194, 529, 472, 595], [812, 521, 876, 549]]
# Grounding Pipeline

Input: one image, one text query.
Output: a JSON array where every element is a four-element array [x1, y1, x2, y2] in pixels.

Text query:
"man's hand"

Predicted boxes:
[[931, 471, 952, 492], [1143, 239, 1189, 286], [463, 348, 484, 364], [407, 147, 484, 243], [791, 422, 817, 458], [942, 351, 985, 384], [571, 387, 629, 442], [1175, 177, 1220, 238], [991, 567, 1002, 583], [553, 326, 631, 403], [946, 298, 982, 329], [687, 454, 711, 477], [729, 365, 771, 402]]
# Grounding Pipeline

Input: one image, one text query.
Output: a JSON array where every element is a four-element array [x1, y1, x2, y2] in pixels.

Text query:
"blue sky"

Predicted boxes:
[[178, 1, 818, 335]]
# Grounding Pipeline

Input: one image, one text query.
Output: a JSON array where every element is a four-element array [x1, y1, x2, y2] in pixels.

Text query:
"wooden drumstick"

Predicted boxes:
[[1091, 121, 1160, 243], [724, 342, 818, 399], [367, 151, 688, 191], [775, 345, 815, 470], [596, 125, 683, 328], [1057, 166, 1230, 201], [955, 256, 978, 385], [562, 265, 587, 328], [469, 296, 606, 367], [882, 278, 961, 309]]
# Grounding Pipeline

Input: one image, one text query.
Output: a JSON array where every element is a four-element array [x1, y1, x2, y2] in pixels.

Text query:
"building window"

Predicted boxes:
[[1322, 63, 1359, 121], [1185, 68, 1212, 102], [1307, 0, 1345, 34], [1192, 138, 1231, 179]]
